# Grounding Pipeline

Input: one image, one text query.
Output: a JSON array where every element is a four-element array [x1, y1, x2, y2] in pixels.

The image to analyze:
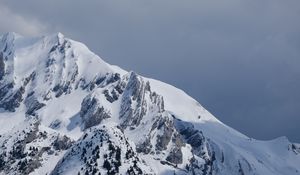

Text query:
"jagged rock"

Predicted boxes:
[[0, 33, 299, 175], [103, 89, 118, 103], [0, 72, 36, 112], [0, 120, 74, 175], [174, 119, 218, 174], [175, 119, 206, 147], [136, 136, 152, 154], [52, 135, 73, 150], [0, 82, 14, 100], [120, 72, 165, 129], [49, 119, 62, 129], [25, 92, 45, 116], [156, 116, 174, 151], [0, 52, 5, 80], [119, 72, 145, 128], [24, 122, 39, 144], [165, 132, 185, 164], [106, 73, 121, 85], [0, 86, 25, 112], [80, 94, 111, 129], [291, 144, 300, 154], [166, 147, 183, 164], [50, 125, 153, 175]]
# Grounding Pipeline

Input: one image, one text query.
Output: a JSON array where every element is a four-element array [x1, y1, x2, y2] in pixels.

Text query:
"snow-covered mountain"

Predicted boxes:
[[0, 32, 299, 175]]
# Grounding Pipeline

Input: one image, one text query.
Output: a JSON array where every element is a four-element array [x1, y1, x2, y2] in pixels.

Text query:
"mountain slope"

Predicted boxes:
[[0, 32, 299, 175]]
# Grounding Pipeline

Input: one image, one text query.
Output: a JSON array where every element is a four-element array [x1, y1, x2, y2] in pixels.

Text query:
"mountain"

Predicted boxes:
[[0, 32, 299, 175]]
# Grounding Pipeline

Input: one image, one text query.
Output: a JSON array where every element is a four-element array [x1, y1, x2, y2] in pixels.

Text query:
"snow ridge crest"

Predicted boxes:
[[0, 33, 299, 175]]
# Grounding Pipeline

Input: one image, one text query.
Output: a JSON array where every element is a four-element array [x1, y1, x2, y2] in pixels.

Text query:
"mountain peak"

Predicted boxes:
[[56, 32, 64, 38], [53, 32, 65, 44], [0, 33, 299, 175]]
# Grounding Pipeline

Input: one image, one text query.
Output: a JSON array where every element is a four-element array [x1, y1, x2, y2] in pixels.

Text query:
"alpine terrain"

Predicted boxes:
[[0, 32, 299, 175]]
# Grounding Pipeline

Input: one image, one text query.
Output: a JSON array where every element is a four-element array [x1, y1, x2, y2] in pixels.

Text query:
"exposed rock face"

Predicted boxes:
[[0, 120, 73, 175], [0, 52, 5, 80], [0, 82, 14, 104], [291, 144, 300, 154], [119, 72, 147, 128], [0, 86, 24, 112], [114, 72, 187, 165], [0, 72, 37, 112], [80, 93, 111, 129], [120, 72, 164, 129], [1, 32, 300, 175], [156, 116, 175, 151], [166, 147, 183, 165], [175, 119, 215, 173], [25, 92, 45, 116], [51, 125, 153, 175], [176, 121, 206, 148], [136, 136, 152, 154], [46, 38, 80, 98], [52, 135, 73, 150]]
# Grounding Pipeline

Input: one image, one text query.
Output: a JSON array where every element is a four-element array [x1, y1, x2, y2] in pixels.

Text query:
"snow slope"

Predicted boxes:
[[0, 32, 299, 175]]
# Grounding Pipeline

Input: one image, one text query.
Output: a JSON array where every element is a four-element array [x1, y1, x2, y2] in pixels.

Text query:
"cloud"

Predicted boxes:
[[0, 4, 49, 36]]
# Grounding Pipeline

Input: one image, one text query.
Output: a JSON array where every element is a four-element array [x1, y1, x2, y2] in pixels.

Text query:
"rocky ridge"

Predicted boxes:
[[0, 32, 299, 175]]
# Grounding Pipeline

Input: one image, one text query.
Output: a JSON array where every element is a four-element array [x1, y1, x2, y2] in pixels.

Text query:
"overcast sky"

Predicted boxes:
[[1, 0, 299, 142]]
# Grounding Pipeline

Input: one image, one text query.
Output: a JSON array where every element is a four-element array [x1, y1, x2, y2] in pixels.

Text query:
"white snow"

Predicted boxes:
[[0, 32, 299, 175]]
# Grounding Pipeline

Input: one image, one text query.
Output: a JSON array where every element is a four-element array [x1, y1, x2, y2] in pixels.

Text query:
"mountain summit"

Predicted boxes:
[[0, 32, 299, 175]]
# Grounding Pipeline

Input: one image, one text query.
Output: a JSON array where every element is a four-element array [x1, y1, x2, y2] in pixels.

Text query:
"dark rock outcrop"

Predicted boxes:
[[156, 116, 175, 151], [119, 72, 164, 129], [80, 94, 111, 129], [166, 147, 183, 165], [0, 52, 5, 80], [52, 135, 73, 150], [175, 119, 217, 174], [50, 125, 152, 175], [0, 72, 36, 112], [0, 120, 73, 175], [25, 92, 45, 116]]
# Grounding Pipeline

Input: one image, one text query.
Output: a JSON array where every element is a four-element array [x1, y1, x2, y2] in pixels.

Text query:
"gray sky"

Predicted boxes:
[[1, 0, 300, 142]]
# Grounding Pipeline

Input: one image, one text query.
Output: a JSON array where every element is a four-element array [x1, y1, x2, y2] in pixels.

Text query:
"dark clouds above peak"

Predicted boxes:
[[1, 0, 300, 142]]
